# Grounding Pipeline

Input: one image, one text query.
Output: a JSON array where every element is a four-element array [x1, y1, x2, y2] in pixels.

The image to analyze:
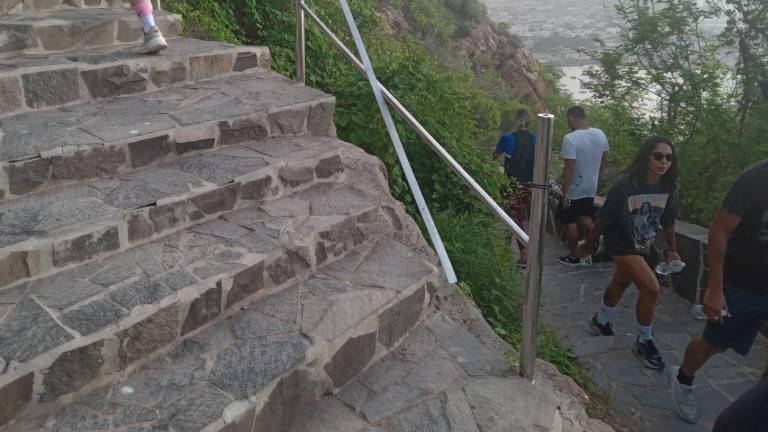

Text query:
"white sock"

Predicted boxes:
[[596, 302, 615, 325], [140, 14, 156, 33], [638, 324, 653, 342]]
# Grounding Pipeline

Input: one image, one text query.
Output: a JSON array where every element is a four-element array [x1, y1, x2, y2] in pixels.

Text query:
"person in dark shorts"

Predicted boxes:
[[670, 159, 768, 424], [559, 106, 609, 266], [577, 136, 681, 371], [712, 378, 768, 431], [493, 109, 536, 267]]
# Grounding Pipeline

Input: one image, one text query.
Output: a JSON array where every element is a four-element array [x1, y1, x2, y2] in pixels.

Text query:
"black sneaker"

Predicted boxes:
[[558, 255, 582, 266], [635, 337, 666, 371], [589, 314, 615, 336]]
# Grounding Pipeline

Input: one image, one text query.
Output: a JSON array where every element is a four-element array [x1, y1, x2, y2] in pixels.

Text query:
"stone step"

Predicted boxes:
[[0, 70, 336, 199], [0, 38, 271, 116], [0, 136, 347, 290], [285, 312, 580, 432], [0, 178, 437, 430], [3, 1, 134, 15], [0, 8, 181, 56]]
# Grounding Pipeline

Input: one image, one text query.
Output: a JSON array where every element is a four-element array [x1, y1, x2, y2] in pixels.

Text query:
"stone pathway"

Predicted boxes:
[[541, 234, 768, 432]]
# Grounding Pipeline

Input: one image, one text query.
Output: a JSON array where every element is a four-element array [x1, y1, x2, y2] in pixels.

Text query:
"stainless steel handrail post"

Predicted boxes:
[[519, 114, 554, 382], [336, 0, 457, 283], [156, 0, 161, 11], [298, 1, 529, 246], [295, 0, 306, 83]]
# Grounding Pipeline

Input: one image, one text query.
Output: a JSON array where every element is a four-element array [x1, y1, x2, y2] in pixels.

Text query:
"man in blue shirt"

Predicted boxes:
[[493, 109, 536, 267]]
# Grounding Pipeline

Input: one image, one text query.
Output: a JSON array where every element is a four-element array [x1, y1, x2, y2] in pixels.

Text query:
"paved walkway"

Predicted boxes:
[[541, 234, 768, 432]]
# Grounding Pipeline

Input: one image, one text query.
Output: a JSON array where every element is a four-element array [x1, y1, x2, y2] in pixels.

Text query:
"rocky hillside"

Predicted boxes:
[[377, 3, 548, 106]]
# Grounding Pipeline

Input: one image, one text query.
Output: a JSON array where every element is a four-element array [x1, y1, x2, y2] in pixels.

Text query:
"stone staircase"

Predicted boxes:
[[0, 4, 444, 431]]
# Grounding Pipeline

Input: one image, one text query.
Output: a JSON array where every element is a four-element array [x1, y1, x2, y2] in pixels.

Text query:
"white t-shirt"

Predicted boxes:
[[561, 128, 609, 200]]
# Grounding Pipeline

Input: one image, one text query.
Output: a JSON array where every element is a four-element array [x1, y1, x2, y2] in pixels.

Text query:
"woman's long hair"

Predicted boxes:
[[625, 136, 679, 192]]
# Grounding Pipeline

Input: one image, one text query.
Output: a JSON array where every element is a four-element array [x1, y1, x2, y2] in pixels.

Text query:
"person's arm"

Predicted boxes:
[[562, 159, 575, 208], [703, 207, 742, 319], [599, 151, 608, 173], [663, 225, 680, 262]]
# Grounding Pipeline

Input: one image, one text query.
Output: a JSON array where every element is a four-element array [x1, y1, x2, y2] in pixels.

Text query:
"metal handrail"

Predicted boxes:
[[295, 1, 552, 381], [297, 1, 530, 246]]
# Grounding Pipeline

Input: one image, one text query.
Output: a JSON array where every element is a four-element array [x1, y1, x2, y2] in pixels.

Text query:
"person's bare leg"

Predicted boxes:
[[565, 222, 579, 256], [603, 260, 632, 308], [680, 337, 725, 378]]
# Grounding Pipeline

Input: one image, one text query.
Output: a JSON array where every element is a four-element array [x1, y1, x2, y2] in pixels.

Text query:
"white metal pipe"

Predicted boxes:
[[299, 2, 529, 247], [336, 0, 457, 284], [519, 113, 554, 382], [295, 0, 306, 84]]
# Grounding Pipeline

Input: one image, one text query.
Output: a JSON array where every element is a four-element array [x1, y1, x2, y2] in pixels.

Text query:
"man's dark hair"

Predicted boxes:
[[626, 135, 679, 192], [759, 79, 768, 100], [567, 106, 587, 120]]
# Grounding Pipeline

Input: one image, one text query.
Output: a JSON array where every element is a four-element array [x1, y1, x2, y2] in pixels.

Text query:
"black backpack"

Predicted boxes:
[[504, 130, 535, 183]]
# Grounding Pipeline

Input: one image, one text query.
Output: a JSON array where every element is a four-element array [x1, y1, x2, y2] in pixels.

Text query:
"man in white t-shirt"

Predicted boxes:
[[559, 106, 609, 266]]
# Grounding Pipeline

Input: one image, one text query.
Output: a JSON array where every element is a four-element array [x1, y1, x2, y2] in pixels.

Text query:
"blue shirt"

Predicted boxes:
[[495, 132, 537, 157]]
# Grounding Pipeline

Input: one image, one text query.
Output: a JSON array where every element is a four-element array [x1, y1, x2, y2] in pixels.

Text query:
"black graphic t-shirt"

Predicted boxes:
[[722, 160, 768, 293], [599, 175, 678, 256]]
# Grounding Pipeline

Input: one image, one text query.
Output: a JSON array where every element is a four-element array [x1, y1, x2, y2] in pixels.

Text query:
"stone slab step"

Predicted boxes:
[[0, 38, 271, 116], [0, 8, 181, 56], [0, 136, 347, 290], [0, 70, 336, 199], [3, 1, 133, 15], [0, 179, 437, 430], [285, 312, 573, 432]]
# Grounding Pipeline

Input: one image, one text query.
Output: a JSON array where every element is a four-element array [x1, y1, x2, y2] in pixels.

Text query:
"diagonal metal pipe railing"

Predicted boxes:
[[298, 1, 530, 248], [296, 1, 553, 381]]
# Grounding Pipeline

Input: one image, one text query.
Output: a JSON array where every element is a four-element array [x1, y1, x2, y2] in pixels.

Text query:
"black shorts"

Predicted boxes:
[[714, 379, 768, 432], [559, 197, 596, 225], [703, 282, 768, 356]]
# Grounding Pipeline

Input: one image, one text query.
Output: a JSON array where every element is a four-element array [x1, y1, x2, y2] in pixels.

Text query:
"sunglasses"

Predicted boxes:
[[651, 152, 673, 162]]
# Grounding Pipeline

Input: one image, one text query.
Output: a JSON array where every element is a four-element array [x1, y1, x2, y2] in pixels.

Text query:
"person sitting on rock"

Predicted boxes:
[[130, 0, 168, 54], [670, 159, 768, 425], [577, 136, 681, 371]]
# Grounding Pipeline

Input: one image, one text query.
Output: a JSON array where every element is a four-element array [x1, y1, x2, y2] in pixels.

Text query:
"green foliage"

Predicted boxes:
[[583, 0, 768, 224]]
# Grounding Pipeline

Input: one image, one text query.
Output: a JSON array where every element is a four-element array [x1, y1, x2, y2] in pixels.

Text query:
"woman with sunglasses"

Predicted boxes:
[[577, 136, 680, 371]]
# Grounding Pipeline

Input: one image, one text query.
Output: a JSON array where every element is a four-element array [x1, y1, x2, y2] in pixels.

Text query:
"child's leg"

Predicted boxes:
[[130, 0, 155, 33]]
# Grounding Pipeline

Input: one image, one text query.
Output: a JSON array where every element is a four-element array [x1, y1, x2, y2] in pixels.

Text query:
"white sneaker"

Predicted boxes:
[[143, 26, 168, 54], [669, 366, 699, 423]]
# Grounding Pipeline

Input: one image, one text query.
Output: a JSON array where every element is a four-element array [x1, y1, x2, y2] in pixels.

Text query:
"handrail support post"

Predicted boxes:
[[295, 0, 306, 83], [520, 114, 554, 382]]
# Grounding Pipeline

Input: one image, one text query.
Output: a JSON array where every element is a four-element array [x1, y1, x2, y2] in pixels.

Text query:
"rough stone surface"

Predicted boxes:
[[0, 76, 23, 114], [126, 212, 154, 242], [315, 155, 344, 179], [117, 306, 179, 367], [109, 278, 175, 310], [307, 101, 335, 136], [0, 297, 74, 362], [6, 157, 50, 195], [189, 183, 239, 215], [325, 331, 378, 388], [21, 69, 80, 109], [219, 117, 269, 146], [81, 64, 147, 98], [240, 175, 273, 202], [181, 284, 222, 335], [189, 53, 234, 81], [53, 225, 120, 267], [41, 341, 105, 402], [52, 146, 127, 181], [0, 251, 30, 287], [378, 286, 425, 348], [0, 373, 33, 427], [150, 60, 188, 87], [128, 135, 174, 169], [280, 165, 315, 188], [269, 108, 307, 135], [267, 251, 310, 286], [226, 261, 265, 307], [61, 298, 127, 336], [35, 277, 104, 310], [233, 51, 262, 72], [210, 334, 307, 399], [252, 369, 323, 431]]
